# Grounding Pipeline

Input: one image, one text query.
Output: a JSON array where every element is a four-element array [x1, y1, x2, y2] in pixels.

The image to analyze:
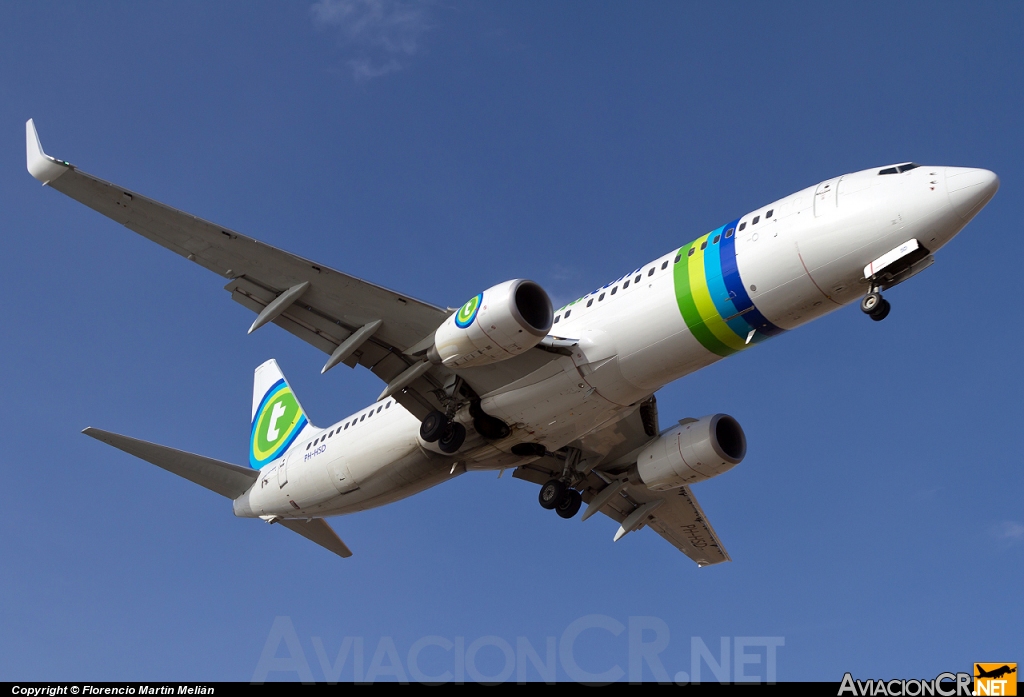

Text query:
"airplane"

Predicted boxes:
[[25, 119, 999, 566], [975, 665, 1016, 680]]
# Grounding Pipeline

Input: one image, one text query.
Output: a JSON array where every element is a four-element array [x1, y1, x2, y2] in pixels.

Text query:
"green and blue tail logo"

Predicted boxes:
[[250, 360, 313, 469]]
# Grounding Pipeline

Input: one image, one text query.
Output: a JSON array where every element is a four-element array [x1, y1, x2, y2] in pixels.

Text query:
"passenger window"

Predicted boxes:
[[635, 275, 641, 283], [674, 254, 681, 263], [688, 247, 695, 257], [725, 228, 734, 238], [739, 222, 747, 231], [753, 215, 760, 224], [367, 410, 372, 418], [599, 293, 605, 301], [700, 241, 707, 250], [377, 406, 382, 413], [586, 299, 594, 307], [306, 442, 312, 450], [713, 235, 720, 244], [610, 287, 617, 295], [766, 209, 773, 218], [328, 430, 334, 438], [360, 414, 365, 422], [385, 402, 390, 409], [554, 315, 560, 323], [344, 423, 349, 430], [647, 268, 654, 277], [564, 310, 571, 318], [623, 280, 630, 289], [661, 261, 668, 270]]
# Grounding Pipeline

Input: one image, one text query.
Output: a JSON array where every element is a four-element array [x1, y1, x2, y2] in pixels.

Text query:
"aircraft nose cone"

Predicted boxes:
[[946, 167, 999, 220]]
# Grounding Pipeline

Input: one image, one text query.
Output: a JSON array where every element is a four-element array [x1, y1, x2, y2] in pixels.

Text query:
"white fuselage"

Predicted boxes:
[[233, 164, 996, 521]]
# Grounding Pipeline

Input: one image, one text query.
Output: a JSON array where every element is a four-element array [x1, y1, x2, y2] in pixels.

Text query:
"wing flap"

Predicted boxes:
[[82, 427, 257, 499]]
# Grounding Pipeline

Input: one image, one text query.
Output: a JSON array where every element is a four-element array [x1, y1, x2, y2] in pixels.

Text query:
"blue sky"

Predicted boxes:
[[2, 1, 1021, 682]]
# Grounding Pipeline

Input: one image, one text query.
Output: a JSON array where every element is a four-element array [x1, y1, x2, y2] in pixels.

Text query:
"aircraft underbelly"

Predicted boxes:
[[480, 355, 621, 447]]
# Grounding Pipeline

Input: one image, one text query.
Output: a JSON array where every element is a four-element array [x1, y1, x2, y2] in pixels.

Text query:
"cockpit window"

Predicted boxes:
[[879, 163, 920, 175]]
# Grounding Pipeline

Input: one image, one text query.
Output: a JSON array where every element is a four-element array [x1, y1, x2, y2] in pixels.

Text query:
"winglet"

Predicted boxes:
[[26, 119, 70, 184]]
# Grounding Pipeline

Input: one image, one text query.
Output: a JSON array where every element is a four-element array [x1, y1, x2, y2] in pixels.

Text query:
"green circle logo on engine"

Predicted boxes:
[[455, 293, 482, 328]]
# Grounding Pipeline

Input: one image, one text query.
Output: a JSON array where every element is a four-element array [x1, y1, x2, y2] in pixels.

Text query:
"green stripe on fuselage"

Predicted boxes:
[[673, 238, 736, 357]]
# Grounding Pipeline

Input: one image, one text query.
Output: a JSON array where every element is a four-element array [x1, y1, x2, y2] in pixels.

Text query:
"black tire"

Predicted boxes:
[[538, 479, 565, 510], [555, 489, 583, 519], [438, 422, 466, 454], [861, 292, 882, 315], [870, 298, 891, 322], [419, 410, 448, 443]]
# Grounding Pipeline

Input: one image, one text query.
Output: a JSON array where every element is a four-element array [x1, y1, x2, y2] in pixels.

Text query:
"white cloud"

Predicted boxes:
[[996, 520, 1024, 543], [311, 0, 432, 80], [348, 57, 402, 80]]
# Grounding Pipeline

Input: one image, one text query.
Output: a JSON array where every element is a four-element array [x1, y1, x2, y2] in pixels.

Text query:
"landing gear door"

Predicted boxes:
[[813, 177, 841, 217]]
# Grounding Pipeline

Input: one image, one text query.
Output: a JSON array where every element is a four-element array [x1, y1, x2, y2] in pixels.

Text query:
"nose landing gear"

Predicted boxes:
[[861, 290, 891, 322]]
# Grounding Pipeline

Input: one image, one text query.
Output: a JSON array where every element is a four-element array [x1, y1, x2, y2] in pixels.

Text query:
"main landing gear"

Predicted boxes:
[[539, 479, 583, 519], [861, 289, 891, 322], [420, 410, 467, 454]]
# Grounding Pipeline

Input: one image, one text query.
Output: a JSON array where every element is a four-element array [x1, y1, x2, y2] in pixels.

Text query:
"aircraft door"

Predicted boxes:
[[277, 461, 288, 488], [813, 177, 841, 217]]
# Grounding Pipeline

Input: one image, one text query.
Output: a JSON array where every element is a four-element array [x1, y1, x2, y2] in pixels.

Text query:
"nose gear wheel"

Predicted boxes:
[[861, 290, 891, 322]]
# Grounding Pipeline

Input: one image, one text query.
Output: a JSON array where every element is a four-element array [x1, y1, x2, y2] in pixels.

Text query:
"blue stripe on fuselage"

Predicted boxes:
[[719, 218, 785, 339]]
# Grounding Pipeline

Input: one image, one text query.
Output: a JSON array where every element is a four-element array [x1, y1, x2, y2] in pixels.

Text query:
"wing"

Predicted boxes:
[[27, 119, 560, 418], [513, 400, 731, 567]]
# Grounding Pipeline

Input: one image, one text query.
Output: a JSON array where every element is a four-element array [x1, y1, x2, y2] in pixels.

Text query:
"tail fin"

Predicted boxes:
[[250, 359, 315, 469]]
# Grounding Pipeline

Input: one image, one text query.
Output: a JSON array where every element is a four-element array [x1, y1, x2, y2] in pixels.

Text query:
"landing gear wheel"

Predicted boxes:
[[869, 298, 891, 322], [861, 292, 883, 315], [419, 410, 447, 443], [438, 422, 466, 454], [538, 479, 566, 510], [555, 489, 583, 519]]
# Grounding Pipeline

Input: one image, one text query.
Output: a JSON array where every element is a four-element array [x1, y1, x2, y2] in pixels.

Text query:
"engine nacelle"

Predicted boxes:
[[633, 414, 746, 491], [431, 280, 553, 368]]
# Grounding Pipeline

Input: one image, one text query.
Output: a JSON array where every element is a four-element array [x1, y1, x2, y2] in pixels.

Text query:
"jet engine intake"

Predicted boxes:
[[431, 279, 552, 368], [633, 414, 746, 491]]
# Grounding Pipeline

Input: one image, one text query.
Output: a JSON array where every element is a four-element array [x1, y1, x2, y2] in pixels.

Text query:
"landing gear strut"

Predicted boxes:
[[420, 410, 466, 454], [861, 289, 891, 322]]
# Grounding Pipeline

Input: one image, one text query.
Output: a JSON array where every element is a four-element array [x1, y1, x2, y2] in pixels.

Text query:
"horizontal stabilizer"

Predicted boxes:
[[83, 427, 258, 499], [278, 518, 353, 558]]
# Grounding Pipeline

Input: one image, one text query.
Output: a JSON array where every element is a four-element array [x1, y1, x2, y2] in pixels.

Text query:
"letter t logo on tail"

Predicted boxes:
[[250, 360, 312, 469], [267, 401, 287, 441]]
